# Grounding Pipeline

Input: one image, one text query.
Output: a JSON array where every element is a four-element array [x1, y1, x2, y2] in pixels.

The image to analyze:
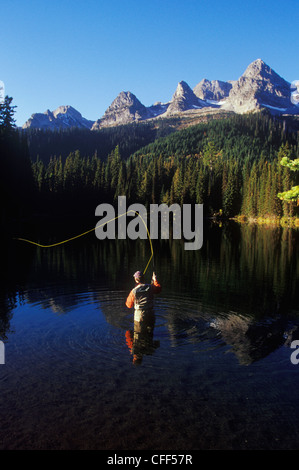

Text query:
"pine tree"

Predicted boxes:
[[138, 169, 151, 206], [109, 145, 121, 192], [114, 160, 127, 201], [32, 157, 45, 192], [64, 150, 82, 191], [223, 163, 241, 217], [196, 166, 206, 205], [93, 158, 103, 191], [171, 166, 184, 205], [0, 96, 16, 131]]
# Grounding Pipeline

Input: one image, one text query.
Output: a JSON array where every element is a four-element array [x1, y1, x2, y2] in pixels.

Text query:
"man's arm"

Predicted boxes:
[[151, 272, 161, 294], [126, 290, 135, 308]]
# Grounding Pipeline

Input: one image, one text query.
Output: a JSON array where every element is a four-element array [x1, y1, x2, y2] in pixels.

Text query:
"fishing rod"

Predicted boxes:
[[14, 210, 154, 275]]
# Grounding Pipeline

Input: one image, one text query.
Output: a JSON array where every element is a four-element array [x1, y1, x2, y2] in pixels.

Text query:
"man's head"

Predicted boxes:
[[133, 271, 144, 283]]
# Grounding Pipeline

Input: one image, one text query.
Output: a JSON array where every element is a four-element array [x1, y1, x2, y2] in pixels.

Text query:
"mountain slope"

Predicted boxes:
[[193, 79, 233, 102], [23, 105, 94, 130], [165, 80, 208, 114], [91, 91, 152, 129], [22, 59, 299, 130], [222, 59, 293, 113]]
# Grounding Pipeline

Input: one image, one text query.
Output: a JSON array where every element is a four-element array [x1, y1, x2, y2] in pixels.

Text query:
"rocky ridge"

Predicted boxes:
[[22, 59, 299, 130], [193, 79, 233, 103], [165, 80, 208, 115], [92, 91, 151, 129], [222, 59, 292, 113], [23, 105, 94, 130]]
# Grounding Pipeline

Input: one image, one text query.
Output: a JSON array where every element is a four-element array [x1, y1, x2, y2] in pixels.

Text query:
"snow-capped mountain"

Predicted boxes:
[[221, 59, 293, 114], [22, 105, 94, 130], [22, 59, 299, 130]]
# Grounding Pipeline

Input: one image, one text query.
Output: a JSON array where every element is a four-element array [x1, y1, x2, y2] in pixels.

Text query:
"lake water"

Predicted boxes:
[[0, 220, 299, 450]]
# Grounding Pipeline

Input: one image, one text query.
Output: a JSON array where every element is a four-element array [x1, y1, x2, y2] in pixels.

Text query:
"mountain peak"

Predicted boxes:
[[22, 59, 299, 130], [193, 78, 232, 101], [243, 59, 279, 80], [166, 80, 207, 114], [222, 59, 292, 114], [248, 58, 265, 69], [174, 81, 193, 97], [107, 91, 144, 111], [92, 90, 150, 129], [52, 105, 81, 119], [23, 105, 93, 130]]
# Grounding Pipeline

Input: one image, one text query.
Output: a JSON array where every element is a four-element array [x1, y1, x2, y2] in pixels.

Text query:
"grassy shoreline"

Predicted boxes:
[[231, 214, 299, 228]]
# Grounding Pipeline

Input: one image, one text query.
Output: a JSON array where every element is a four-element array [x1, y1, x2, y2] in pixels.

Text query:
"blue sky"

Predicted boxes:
[[1, 0, 298, 126]]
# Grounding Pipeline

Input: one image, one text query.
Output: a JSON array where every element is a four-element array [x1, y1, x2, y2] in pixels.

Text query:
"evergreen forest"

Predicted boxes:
[[1, 96, 299, 230]]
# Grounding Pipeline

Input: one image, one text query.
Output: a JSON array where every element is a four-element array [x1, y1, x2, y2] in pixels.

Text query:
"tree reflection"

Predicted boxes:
[[0, 220, 298, 366]]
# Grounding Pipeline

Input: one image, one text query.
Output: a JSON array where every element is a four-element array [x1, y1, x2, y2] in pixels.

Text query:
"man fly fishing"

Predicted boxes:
[[125, 270, 161, 364], [125, 271, 161, 321]]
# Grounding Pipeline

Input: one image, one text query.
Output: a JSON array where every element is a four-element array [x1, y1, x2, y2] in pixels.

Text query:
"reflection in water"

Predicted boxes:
[[126, 310, 160, 365], [0, 221, 298, 364], [0, 221, 299, 449], [210, 312, 297, 365], [125, 270, 162, 364], [162, 299, 299, 366]]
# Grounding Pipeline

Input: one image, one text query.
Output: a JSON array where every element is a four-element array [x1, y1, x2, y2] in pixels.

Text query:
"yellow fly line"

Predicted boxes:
[[14, 210, 154, 275]]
